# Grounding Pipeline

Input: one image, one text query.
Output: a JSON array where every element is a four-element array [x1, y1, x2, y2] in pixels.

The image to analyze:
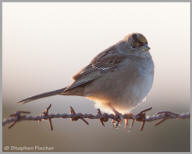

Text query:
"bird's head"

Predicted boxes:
[[121, 33, 150, 54]]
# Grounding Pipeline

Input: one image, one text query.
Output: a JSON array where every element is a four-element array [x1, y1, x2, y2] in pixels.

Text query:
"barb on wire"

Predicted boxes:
[[39, 104, 53, 131], [2, 104, 190, 131]]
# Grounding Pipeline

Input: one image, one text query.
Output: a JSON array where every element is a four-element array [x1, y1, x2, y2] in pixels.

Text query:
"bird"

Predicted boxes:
[[18, 33, 154, 114]]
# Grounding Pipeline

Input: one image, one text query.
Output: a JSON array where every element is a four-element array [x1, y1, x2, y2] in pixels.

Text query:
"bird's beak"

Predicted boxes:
[[143, 44, 150, 51]]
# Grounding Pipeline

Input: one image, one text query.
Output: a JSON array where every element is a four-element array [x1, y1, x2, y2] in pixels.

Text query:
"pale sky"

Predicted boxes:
[[2, 2, 190, 113]]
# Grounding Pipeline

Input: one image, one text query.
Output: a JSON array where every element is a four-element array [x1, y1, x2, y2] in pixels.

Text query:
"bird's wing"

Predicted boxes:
[[65, 45, 127, 91]]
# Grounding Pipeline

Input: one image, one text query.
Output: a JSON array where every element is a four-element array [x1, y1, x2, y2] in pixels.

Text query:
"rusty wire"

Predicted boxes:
[[2, 104, 190, 131]]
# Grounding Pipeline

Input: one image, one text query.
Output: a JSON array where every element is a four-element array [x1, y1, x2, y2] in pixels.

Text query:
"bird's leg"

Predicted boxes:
[[123, 112, 134, 128], [108, 104, 122, 128], [124, 119, 128, 128]]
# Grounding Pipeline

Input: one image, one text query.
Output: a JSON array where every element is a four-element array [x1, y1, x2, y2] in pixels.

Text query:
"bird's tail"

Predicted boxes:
[[17, 87, 66, 104]]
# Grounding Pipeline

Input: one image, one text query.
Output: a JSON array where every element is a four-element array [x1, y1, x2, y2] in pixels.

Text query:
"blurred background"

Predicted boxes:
[[2, 2, 190, 152]]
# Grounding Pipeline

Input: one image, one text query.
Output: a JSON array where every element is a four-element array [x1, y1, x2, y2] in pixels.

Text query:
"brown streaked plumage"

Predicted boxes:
[[18, 33, 154, 114]]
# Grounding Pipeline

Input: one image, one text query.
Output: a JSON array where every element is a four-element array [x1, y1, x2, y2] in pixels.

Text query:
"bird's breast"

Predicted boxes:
[[84, 57, 154, 113]]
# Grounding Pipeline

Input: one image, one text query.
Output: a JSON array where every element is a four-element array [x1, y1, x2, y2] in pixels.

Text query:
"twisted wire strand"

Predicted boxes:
[[2, 104, 190, 131]]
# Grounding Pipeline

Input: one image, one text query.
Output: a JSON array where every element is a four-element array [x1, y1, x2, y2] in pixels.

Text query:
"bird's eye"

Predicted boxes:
[[132, 41, 147, 48]]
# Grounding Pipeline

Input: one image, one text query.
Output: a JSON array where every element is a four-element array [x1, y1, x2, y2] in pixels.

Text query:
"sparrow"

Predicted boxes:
[[18, 33, 154, 114]]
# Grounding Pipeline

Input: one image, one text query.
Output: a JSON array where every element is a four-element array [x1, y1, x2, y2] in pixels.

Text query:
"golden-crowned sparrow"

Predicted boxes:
[[18, 33, 154, 114]]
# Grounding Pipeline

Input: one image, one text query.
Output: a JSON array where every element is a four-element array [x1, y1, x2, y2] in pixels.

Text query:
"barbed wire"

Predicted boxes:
[[2, 104, 190, 131]]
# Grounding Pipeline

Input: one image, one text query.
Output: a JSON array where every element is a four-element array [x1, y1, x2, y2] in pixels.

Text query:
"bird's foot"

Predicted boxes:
[[109, 104, 123, 128]]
